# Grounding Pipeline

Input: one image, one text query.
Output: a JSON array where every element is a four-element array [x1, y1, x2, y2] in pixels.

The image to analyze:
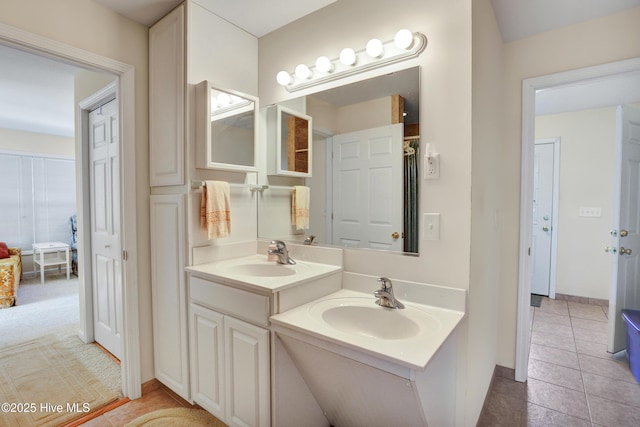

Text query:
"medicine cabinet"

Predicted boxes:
[[267, 105, 312, 177], [196, 80, 258, 172]]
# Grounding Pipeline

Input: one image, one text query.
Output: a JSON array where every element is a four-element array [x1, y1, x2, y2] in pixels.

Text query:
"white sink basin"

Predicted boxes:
[[226, 263, 298, 277], [270, 289, 465, 370], [309, 297, 438, 340]]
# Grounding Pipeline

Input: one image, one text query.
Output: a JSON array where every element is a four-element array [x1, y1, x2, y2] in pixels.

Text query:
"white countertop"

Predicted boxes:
[[185, 254, 342, 293]]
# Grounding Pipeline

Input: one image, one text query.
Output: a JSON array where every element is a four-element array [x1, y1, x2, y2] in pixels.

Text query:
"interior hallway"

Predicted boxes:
[[478, 297, 640, 426]]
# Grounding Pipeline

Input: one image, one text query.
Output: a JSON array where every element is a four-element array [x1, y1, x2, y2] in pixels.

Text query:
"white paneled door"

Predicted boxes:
[[608, 105, 640, 353], [531, 140, 558, 296], [332, 124, 403, 251], [89, 98, 122, 359]]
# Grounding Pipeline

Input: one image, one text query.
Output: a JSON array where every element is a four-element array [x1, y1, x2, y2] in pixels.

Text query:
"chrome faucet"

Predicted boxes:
[[374, 277, 404, 309], [304, 235, 316, 245], [268, 240, 296, 265]]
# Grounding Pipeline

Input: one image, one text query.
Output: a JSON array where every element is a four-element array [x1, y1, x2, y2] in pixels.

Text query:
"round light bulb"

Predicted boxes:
[[339, 48, 357, 66], [366, 38, 384, 58], [315, 56, 334, 73], [276, 70, 292, 86], [217, 93, 231, 106], [394, 29, 414, 50], [295, 64, 312, 80]]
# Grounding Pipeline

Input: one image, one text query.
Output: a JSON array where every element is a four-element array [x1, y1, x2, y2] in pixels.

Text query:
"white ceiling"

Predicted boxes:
[[93, 0, 338, 36], [1, 1, 640, 138]]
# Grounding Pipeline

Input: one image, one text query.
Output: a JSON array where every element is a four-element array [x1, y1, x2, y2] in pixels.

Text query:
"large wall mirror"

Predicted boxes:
[[258, 67, 420, 254]]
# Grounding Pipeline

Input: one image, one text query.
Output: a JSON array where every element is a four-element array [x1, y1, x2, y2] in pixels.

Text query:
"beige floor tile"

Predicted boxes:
[[537, 299, 569, 316], [575, 339, 610, 359], [572, 326, 608, 345], [582, 371, 640, 407], [525, 403, 591, 427], [531, 330, 576, 352], [526, 378, 589, 420], [528, 359, 584, 391], [477, 390, 526, 427], [533, 310, 572, 327], [568, 302, 607, 321], [493, 376, 527, 401], [533, 320, 574, 338], [529, 343, 579, 369], [587, 394, 640, 426], [578, 353, 638, 384], [571, 317, 608, 332]]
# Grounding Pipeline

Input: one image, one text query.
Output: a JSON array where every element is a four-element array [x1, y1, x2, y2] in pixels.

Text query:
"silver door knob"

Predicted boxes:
[[620, 229, 629, 237], [620, 247, 633, 255], [542, 226, 550, 232], [604, 246, 618, 254]]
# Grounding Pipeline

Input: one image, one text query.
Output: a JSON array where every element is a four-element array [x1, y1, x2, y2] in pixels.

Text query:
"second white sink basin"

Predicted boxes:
[[310, 298, 436, 340]]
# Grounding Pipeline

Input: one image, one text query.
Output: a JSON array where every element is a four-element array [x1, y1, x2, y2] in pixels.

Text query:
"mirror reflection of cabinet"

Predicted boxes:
[[267, 105, 312, 177], [196, 80, 258, 172]]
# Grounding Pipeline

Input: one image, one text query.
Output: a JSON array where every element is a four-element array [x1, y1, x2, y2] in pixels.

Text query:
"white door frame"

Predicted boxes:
[[0, 23, 142, 398], [516, 57, 640, 382], [532, 137, 560, 299]]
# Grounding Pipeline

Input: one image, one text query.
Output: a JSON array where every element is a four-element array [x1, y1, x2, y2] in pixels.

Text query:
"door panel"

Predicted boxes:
[[531, 141, 556, 295], [90, 98, 122, 359], [332, 124, 403, 251], [609, 105, 640, 353]]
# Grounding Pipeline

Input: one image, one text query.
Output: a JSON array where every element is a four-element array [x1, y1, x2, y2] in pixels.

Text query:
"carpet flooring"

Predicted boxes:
[[125, 408, 226, 427]]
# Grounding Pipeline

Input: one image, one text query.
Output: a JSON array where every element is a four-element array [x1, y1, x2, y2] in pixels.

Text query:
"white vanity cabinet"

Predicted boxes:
[[149, 3, 185, 187], [188, 275, 270, 427]]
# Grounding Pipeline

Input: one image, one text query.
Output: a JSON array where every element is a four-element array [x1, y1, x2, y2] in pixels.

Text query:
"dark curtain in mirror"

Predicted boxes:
[[404, 138, 419, 253]]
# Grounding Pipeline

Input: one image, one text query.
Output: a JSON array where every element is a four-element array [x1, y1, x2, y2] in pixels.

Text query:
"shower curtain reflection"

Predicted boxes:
[[404, 137, 419, 253]]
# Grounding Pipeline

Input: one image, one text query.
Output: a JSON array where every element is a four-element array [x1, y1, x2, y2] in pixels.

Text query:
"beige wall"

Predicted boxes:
[[497, 7, 640, 368], [536, 107, 616, 300], [469, 0, 504, 422], [0, 127, 75, 157], [0, 0, 153, 381], [260, 0, 485, 424]]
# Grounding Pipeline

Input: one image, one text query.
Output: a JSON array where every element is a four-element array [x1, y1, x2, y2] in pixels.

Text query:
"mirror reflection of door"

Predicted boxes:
[[331, 124, 404, 251], [531, 139, 559, 297]]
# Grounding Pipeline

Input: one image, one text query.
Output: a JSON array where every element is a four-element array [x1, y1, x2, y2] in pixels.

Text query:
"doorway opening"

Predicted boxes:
[[0, 25, 141, 398], [515, 57, 640, 382]]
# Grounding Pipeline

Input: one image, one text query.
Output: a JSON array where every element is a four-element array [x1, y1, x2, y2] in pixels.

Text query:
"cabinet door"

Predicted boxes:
[[150, 194, 189, 399], [225, 317, 270, 427], [149, 4, 184, 186], [190, 304, 225, 418]]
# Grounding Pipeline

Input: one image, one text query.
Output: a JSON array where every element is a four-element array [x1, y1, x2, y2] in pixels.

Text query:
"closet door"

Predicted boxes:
[[149, 4, 185, 186]]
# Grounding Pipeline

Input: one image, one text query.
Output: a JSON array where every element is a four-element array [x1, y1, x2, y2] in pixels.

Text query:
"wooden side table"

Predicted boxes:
[[32, 242, 70, 284]]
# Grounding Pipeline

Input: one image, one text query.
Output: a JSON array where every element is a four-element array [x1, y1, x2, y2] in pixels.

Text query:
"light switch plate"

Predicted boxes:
[[423, 213, 440, 240], [579, 206, 602, 217]]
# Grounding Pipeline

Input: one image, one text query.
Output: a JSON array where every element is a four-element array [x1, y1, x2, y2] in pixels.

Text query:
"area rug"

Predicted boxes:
[[531, 294, 543, 307], [125, 408, 226, 427], [0, 327, 121, 427]]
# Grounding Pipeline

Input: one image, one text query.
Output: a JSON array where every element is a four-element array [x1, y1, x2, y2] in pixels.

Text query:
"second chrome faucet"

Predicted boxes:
[[267, 240, 296, 265], [374, 277, 405, 309]]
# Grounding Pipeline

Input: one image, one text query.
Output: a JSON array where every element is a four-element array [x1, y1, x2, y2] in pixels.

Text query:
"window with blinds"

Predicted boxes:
[[0, 152, 76, 251]]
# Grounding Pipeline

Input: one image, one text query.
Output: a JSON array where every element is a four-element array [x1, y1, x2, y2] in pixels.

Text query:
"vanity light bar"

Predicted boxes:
[[276, 29, 427, 92]]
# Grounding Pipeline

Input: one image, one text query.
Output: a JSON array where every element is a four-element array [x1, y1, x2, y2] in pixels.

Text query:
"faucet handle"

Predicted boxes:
[[377, 277, 392, 289]]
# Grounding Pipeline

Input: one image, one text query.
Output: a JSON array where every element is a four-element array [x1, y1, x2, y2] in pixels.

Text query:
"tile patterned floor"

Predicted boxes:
[[478, 297, 640, 426]]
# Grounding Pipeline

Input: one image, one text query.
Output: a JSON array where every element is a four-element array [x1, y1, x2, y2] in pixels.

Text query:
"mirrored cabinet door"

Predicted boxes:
[[196, 80, 258, 172], [267, 105, 312, 177]]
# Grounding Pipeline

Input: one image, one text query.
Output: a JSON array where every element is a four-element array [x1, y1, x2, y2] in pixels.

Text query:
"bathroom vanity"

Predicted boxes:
[[182, 245, 465, 427]]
